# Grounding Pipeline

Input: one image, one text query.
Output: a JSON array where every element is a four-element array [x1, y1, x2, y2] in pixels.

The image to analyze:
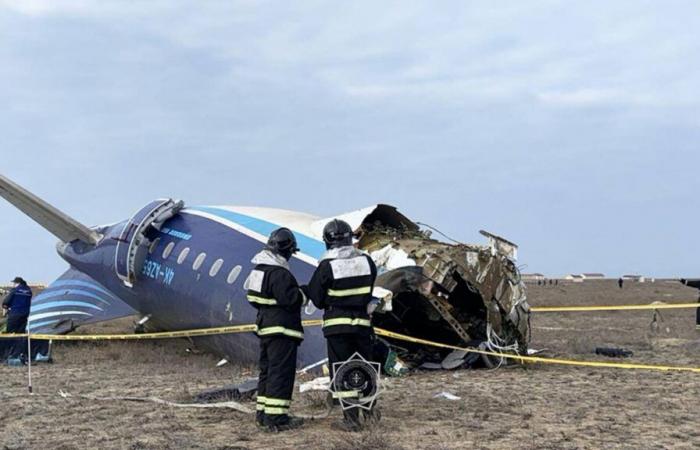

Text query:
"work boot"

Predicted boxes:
[[331, 409, 362, 432], [255, 411, 266, 428], [264, 416, 304, 432]]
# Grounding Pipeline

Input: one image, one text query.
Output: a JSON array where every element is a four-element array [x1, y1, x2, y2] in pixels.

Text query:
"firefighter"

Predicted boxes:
[[244, 228, 305, 432], [2, 276, 33, 363], [303, 219, 379, 432]]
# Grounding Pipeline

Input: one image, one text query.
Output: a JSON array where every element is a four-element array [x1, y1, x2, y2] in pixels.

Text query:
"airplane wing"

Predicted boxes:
[[27, 268, 137, 334], [0, 173, 101, 245]]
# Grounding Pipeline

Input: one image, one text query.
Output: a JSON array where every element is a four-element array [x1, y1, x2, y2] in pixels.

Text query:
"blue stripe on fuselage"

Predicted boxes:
[[188, 206, 326, 260], [47, 280, 120, 301], [32, 289, 111, 306], [31, 301, 104, 313]]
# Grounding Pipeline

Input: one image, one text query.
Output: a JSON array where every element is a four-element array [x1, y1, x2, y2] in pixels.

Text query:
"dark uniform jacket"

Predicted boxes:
[[2, 284, 33, 317], [244, 250, 304, 341], [304, 246, 377, 337]]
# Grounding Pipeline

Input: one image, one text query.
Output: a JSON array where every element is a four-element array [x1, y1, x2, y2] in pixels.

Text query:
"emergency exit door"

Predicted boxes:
[[115, 198, 183, 286]]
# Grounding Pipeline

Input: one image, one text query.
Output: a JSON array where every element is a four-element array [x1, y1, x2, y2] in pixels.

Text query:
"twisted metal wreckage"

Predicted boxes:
[[348, 207, 531, 371]]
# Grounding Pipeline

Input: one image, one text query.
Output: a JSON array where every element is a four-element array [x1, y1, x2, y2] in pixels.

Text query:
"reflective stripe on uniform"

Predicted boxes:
[[256, 396, 267, 411], [257, 326, 304, 339], [327, 286, 372, 297], [332, 390, 359, 399], [264, 405, 289, 415], [247, 295, 277, 305], [322, 318, 372, 328], [265, 397, 291, 407]]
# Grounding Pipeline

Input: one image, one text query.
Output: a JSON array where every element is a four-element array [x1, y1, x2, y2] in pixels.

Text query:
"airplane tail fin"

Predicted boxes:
[[0, 173, 101, 245], [27, 267, 137, 334]]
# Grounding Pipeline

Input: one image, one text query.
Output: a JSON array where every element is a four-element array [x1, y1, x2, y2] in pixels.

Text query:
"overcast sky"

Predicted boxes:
[[1, 0, 699, 282]]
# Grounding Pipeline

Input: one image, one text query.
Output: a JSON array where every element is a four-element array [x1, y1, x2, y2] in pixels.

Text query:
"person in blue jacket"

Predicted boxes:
[[2, 276, 33, 362]]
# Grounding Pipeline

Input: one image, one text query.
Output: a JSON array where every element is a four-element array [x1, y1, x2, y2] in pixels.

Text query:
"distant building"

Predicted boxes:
[[581, 273, 605, 280], [564, 274, 585, 283], [622, 275, 643, 282], [521, 273, 545, 281]]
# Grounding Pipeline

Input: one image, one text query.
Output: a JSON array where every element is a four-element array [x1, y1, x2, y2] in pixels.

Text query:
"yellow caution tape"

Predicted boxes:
[[2, 301, 694, 340], [0, 320, 323, 341], [2, 310, 699, 373], [531, 302, 699, 312], [373, 327, 700, 373]]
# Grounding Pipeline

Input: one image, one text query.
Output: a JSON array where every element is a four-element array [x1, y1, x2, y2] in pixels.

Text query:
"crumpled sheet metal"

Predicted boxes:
[[360, 228, 530, 349]]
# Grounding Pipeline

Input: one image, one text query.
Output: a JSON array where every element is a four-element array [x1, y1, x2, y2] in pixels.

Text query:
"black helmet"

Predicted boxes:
[[322, 219, 353, 249], [12, 276, 26, 285], [266, 228, 299, 260]]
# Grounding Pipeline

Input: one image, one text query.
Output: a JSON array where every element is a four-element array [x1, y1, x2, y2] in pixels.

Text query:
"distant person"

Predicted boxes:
[[680, 279, 700, 330], [244, 229, 305, 432], [618, 278, 624, 289], [1, 277, 33, 363]]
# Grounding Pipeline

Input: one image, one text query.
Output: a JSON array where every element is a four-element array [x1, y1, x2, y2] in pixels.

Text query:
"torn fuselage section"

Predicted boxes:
[[353, 207, 530, 369]]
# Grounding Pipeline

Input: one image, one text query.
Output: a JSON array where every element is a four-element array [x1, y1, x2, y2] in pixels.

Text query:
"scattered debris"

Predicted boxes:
[[299, 376, 330, 393], [383, 350, 409, 376], [433, 392, 461, 401], [441, 350, 468, 370], [194, 378, 258, 403], [419, 362, 443, 370], [595, 347, 634, 358], [297, 358, 328, 374], [58, 385, 334, 420], [58, 390, 254, 414]]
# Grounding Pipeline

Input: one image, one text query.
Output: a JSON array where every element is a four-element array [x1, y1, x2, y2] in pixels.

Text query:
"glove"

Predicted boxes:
[[371, 287, 393, 313], [367, 299, 380, 316]]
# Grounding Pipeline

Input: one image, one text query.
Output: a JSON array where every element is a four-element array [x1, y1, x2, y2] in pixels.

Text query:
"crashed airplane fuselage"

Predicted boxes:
[[0, 174, 530, 369]]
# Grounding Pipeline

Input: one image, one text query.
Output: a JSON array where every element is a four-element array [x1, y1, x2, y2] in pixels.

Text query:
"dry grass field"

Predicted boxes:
[[1, 280, 698, 449]]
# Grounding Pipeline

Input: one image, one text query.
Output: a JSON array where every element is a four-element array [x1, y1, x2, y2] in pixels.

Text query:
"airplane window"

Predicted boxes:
[[210, 259, 224, 277], [177, 247, 190, 265], [162, 242, 175, 259], [193, 252, 207, 271], [149, 238, 161, 255], [227, 265, 242, 285]]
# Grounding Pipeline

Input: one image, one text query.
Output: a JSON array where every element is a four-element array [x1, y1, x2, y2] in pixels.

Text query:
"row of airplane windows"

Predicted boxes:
[[149, 237, 242, 284]]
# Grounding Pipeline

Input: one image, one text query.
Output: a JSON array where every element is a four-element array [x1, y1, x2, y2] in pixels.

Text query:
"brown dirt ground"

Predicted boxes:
[[1, 280, 699, 449]]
